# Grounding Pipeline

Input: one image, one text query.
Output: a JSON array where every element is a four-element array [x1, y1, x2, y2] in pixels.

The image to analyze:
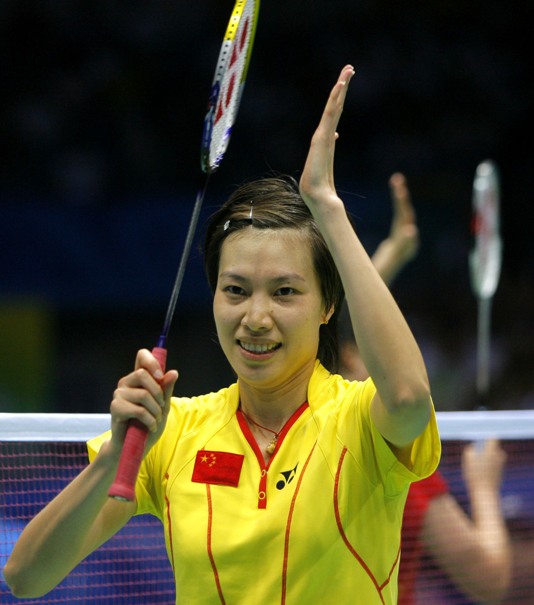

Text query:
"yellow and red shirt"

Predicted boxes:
[[88, 361, 440, 604]]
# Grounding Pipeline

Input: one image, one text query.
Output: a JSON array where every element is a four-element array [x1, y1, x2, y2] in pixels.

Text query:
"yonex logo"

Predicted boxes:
[[276, 463, 299, 490], [214, 16, 250, 126]]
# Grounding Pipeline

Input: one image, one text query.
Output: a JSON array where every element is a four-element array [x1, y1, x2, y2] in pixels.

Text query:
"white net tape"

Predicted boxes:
[[1, 410, 533, 441]]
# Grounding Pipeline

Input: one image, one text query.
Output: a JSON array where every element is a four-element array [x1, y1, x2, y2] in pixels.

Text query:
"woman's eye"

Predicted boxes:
[[275, 287, 295, 296], [225, 285, 245, 296]]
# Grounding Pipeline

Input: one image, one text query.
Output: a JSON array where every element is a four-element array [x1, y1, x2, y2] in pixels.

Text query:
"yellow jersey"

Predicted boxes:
[[88, 361, 440, 604]]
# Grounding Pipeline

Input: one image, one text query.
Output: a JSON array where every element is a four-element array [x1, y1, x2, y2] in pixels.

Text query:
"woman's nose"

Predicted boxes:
[[241, 296, 273, 331]]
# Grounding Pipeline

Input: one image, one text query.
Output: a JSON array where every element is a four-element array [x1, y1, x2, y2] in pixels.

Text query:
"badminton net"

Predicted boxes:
[[1, 410, 533, 604]]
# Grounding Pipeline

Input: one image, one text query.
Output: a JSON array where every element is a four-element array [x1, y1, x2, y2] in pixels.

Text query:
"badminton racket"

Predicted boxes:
[[469, 159, 502, 410], [109, 0, 260, 501]]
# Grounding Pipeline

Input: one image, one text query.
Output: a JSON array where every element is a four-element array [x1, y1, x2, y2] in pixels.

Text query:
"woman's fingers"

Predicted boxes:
[[326, 64, 355, 129], [110, 350, 178, 440], [300, 65, 355, 203], [113, 384, 162, 431], [135, 348, 164, 378], [389, 173, 416, 226], [161, 370, 179, 411], [312, 65, 355, 152]]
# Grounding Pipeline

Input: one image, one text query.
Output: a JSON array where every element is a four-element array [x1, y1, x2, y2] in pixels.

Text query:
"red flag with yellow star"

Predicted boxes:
[[191, 450, 244, 487]]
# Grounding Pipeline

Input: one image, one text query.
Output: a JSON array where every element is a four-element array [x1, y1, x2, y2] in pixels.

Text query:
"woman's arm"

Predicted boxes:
[[299, 65, 432, 456], [338, 172, 419, 382], [422, 439, 511, 603], [3, 349, 178, 597], [371, 172, 420, 285], [4, 443, 135, 597]]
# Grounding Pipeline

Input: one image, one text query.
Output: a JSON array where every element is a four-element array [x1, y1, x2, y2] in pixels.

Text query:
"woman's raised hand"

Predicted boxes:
[[299, 64, 355, 213]]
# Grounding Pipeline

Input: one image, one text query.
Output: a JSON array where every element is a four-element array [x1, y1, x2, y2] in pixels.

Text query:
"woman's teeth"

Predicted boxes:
[[240, 342, 279, 354]]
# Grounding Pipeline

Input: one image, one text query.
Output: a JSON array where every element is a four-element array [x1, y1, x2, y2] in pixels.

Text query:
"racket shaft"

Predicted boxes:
[[108, 346, 167, 501], [160, 187, 207, 338], [109, 0, 258, 502], [476, 297, 491, 397]]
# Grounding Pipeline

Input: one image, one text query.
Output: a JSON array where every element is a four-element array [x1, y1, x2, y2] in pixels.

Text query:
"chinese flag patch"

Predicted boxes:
[[191, 450, 244, 487]]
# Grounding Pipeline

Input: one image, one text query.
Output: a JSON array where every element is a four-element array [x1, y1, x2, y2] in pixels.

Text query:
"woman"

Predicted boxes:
[[4, 65, 440, 604]]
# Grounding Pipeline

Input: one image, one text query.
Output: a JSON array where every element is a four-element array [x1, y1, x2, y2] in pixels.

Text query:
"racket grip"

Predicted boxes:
[[108, 346, 168, 501], [152, 346, 168, 371], [108, 420, 149, 501]]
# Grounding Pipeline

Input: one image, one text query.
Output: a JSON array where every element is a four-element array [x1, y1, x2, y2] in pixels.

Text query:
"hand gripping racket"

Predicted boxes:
[[109, 0, 260, 501], [469, 160, 502, 410]]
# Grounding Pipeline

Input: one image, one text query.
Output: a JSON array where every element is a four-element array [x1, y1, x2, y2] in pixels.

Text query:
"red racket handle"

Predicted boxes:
[[108, 346, 168, 501]]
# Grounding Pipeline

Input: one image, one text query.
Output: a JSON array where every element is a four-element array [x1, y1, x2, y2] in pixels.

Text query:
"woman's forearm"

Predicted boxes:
[[469, 486, 512, 599], [315, 205, 432, 447], [322, 207, 429, 400], [4, 441, 134, 598], [298, 65, 431, 446]]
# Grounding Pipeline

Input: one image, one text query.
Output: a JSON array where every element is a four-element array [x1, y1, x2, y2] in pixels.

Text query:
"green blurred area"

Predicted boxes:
[[0, 300, 55, 412]]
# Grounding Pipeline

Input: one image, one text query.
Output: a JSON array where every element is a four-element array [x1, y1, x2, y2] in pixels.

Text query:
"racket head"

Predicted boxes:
[[469, 159, 503, 299], [201, 0, 260, 174]]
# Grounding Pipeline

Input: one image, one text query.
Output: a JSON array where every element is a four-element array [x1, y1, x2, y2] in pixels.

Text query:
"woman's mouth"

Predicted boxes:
[[238, 341, 281, 355]]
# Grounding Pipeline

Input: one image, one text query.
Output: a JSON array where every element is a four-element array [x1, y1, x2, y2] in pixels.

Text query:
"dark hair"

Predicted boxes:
[[203, 175, 344, 372]]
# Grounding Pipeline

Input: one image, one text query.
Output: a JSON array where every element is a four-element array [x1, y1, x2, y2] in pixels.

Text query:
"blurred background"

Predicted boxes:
[[1, 0, 532, 414]]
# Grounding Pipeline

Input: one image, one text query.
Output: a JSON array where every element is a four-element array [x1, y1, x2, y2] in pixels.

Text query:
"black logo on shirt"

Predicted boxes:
[[276, 463, 299, 490]]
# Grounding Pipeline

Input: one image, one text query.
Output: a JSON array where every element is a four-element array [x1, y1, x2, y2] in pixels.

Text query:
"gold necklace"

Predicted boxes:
[[241, 410, 282, 454]]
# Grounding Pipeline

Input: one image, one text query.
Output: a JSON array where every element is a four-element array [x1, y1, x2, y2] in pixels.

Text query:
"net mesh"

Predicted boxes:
[[1, 411, 533, 604]]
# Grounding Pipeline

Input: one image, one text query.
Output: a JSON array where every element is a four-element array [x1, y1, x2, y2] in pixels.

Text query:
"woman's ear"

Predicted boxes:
[[323, 306, 335, 325]]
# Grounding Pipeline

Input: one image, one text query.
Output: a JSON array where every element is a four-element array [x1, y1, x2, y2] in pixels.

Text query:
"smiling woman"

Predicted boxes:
[[204, 177, 343, 376], [213, 224, 332, 412], [4, 66, 440, 605]]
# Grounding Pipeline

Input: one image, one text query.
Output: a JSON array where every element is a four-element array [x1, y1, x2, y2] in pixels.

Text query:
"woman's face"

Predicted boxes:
[[213, 227, 331, 391]]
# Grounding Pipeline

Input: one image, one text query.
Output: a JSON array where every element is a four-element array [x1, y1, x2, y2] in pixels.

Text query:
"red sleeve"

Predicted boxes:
[[415, 470, 449, 500], [398, 471, 450, 605]]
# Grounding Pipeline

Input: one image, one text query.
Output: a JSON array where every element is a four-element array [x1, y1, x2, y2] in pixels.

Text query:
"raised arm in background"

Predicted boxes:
[[421, 439, 511, 603], [371, 172, 419, 284]]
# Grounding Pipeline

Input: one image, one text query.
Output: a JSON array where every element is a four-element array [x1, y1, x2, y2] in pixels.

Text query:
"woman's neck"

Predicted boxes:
[[237, 376, 310, 428]]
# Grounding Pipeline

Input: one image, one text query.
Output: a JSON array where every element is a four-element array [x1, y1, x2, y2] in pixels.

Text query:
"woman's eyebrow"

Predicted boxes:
[[218, 272, 248, 283], [270, 273, 307, 284], [218, 271, 306, 284]]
